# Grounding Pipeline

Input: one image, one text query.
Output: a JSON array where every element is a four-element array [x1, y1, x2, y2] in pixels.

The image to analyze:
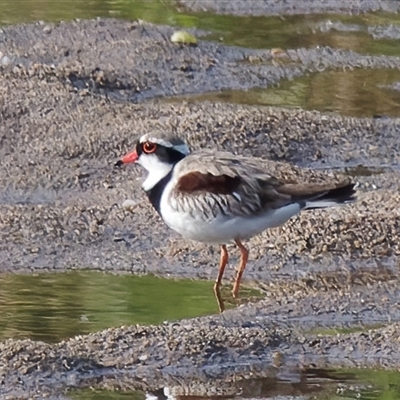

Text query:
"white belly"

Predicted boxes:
[[159, 191, 301, 244]]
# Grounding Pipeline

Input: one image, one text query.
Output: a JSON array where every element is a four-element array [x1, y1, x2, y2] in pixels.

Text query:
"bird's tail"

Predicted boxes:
[[304, 183, 356, 210]]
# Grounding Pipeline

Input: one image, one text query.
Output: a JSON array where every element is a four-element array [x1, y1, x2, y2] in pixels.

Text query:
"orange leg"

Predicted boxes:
[[232, 239, 249, 298], [213, 244, 228, 313]]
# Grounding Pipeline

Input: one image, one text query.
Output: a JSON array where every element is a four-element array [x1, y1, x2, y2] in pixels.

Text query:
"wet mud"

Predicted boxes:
[[1, 6, 400, 399]]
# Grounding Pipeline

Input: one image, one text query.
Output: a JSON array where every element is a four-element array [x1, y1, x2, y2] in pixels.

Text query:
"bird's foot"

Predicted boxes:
[[213, 281, 225, 313]]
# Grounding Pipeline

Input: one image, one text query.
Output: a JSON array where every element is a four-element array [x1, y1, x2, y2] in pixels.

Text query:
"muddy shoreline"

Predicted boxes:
[[1, 5, 400, 399]]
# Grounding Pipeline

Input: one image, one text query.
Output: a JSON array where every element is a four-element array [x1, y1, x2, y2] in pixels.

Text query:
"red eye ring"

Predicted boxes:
[[142, 141, 157, 154]]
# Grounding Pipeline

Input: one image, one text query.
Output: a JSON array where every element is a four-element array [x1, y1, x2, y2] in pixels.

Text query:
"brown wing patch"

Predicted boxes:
[[176, 171, 241, 195]]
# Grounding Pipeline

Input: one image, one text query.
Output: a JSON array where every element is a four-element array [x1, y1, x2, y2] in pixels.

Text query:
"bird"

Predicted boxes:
[[116, 132, 356, 312]]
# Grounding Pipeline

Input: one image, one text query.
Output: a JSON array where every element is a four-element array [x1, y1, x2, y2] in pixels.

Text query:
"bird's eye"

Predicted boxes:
[[142, 142, 157, 154]]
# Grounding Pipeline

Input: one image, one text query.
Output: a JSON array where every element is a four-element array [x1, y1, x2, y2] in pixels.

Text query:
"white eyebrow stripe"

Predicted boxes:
[[140, 136, 173, 147], [139, 135, 190, 155]]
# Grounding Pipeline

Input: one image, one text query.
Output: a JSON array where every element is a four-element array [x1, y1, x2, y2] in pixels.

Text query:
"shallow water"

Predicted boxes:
[[169, 68, 400, 117], [0, 271, 229, 342]]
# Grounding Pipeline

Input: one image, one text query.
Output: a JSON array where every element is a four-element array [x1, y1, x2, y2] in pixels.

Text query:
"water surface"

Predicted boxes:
[[0, 271, 222, 342], [170, 68, 400, 117]]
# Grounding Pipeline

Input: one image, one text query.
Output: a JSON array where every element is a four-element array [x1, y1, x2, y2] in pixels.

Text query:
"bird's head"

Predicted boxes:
[[116, 133, 190, 190]]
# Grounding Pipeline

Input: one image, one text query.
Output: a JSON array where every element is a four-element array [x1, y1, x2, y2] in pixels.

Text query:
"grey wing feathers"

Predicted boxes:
[[168, 151, 292, 219]]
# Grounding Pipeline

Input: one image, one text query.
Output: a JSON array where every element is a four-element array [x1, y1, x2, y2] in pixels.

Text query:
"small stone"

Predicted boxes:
[[1, 55, 11, 66], [171, 30, 197, 45], [122, 199, 139, 213]]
